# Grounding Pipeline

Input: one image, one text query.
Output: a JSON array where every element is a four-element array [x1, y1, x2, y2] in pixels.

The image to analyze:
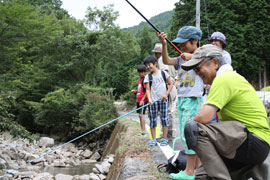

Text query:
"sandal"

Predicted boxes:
[[149, 140, 158, 146], [160, 139, 169, 146], [156, 137, 163, 143], [169, 170, 195, 180]]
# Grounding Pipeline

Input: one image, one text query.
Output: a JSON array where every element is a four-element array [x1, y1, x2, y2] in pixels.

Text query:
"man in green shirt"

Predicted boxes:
[[181, 44, 270, 180]]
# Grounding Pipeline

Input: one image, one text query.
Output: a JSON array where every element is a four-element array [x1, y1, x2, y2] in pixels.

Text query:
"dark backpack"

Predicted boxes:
[[157, 150, 187, 174], [148, 70, 168, 90]]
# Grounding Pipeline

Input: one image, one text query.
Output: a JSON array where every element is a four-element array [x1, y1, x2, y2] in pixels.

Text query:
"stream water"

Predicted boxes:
[[40, 163, 95, 176]]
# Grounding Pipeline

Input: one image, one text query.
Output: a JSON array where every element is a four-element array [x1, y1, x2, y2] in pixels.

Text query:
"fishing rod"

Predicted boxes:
[[125, 0, 182, 54]]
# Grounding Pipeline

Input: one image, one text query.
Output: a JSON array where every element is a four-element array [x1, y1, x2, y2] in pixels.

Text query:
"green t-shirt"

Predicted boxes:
[[206, 70, 270, 145]]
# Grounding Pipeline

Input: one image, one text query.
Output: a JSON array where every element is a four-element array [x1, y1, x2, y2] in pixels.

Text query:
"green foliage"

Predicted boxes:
[[169, 0, 270, 81], [261, 86, 270, 91], [76, 93, 118, 131], [0, 91, 38, 141], [85, 4, 119, 31], [28, 83, 118, 138]]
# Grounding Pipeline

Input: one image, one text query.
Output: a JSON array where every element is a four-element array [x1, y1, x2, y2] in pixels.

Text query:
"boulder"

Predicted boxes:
[[38, 137, 54, 148], [55, 174, 73, 180]]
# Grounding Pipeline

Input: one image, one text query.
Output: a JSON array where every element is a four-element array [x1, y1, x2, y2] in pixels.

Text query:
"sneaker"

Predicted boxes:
[[169, 171, 195, 180]]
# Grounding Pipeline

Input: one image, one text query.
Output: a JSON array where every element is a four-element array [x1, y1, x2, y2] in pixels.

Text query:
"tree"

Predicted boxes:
[[85, 4, 119, 31], [169, 0, 270, 83]]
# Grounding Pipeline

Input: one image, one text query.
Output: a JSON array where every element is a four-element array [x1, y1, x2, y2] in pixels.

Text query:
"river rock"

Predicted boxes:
[[65, 158, 78, 166], [98, 174, 106, 180], [92, 167, 99, 174], [13, 171, 36, 179], [38, 137, 54, 148], [0, 154, 11, 162], [78, 174, 91, 180], [95, 163, 104, 174], [107, 155, 114, 163], [55, 174, 73, 180], [90, 151, 101, 161], [101, 161, 111, 174], [33, 172, 53, 180], [81, 159, 96, 164], [53, 159, 65, 167], [82, 149, 92, 158], [89, 173, 100, 180], [2, 132, 12, 141], [0, 158, 7, 169], [63, 143, 76, 151]]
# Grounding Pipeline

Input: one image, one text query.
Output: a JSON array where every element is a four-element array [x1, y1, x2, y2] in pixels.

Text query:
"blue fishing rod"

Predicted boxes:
[[125, 0, 182, 55]]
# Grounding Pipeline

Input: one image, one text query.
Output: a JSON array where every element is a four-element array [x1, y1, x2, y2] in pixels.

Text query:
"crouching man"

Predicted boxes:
[[182, 44, 270, 180]]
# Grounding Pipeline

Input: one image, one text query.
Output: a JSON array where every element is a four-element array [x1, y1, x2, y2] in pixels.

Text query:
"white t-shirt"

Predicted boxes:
[[174, 56, 204, 97], [222, 50, 232, 65], [144, 70, 170, 101]]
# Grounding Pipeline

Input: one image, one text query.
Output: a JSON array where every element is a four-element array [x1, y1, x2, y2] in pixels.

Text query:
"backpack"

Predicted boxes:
[[148, 70, 168, 90], [157, 150, 187, 174]]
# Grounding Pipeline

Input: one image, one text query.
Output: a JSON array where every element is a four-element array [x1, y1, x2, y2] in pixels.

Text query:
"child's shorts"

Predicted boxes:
[[136, 102, 147, 114], [149, 99, 170, 128]]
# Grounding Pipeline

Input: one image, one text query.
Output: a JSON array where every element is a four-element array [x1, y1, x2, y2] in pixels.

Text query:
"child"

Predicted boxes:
[[130, 65, 148, 135], [143, 56, 173, 146], [208, 32, 232, 65], [158, 26, 204, 180]]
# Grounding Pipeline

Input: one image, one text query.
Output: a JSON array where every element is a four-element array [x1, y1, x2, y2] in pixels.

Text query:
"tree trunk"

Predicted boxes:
[[263, 66, 267, 88], [259, 72, 262, 90]]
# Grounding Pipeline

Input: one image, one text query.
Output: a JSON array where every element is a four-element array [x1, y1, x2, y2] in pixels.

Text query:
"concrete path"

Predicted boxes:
[[119, 111, 184, 165]]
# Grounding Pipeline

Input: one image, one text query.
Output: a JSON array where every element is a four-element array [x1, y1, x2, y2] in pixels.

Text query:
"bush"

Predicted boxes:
[[261, 86, 270, 91], [0, 91, 38, 141], [120, 92, 136, 107], [29, 83, 118, 140]]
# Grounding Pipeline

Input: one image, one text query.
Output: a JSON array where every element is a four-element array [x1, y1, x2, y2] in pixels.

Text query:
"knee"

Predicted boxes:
[[184, 120, 199, 149]]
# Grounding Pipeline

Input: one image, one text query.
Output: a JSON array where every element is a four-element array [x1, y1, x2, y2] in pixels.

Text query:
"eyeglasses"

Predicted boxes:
[[193, 59, 211, 72]]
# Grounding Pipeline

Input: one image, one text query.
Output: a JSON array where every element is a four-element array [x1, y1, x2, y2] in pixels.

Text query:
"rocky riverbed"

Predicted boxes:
[[0, 132, 114, 180]]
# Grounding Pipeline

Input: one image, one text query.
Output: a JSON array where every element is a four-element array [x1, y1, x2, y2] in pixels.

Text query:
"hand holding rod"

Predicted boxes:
[[125, 0, 182, 54]]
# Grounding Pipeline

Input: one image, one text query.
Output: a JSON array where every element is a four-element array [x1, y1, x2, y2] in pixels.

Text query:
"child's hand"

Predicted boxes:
[[157, 32, 167, 45], [130, 90, 137, 94], [139, 100, 144, 106], [149, 99, 154, 105], [161, 93, 168, 100], [181, 53, 192, 61]]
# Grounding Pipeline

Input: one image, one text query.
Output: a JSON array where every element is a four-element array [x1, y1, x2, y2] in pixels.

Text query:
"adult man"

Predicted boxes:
[[182, 44, 270, 180], [152, 43, 178, 138]]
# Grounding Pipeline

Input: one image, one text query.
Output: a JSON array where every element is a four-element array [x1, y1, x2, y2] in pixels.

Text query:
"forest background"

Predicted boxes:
[[0, 0, 270, 141]]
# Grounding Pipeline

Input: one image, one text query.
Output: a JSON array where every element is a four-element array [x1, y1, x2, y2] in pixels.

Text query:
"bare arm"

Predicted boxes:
[[157, 32, 176, 66], [193, 104, 218, 124], [162, 77, 173, 100], [140, 93, 147, 106], [146, 83, 153, 105]]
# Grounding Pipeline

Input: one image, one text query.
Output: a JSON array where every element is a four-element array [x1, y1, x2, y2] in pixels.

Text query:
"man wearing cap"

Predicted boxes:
[[157, 26, 204, 180], [182, 44, 270, 180], [152, 43, 178, 139], [208, 32, 231, 65]]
